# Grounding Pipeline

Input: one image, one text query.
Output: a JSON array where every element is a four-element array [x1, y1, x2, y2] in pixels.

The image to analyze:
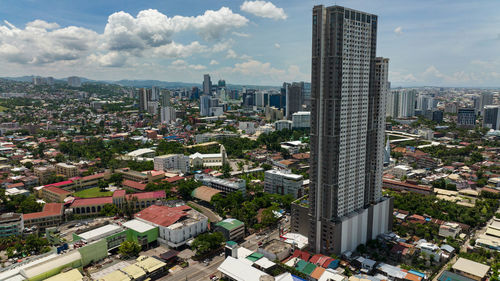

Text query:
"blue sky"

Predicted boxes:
[[0, 0, 499, 86]]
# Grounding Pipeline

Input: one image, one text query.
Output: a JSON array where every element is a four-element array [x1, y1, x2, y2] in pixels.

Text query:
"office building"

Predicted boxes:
[[154, 154, 190, 173], [196, 174, 246, 195], [215, 219, 245, 241], [264, 169, 304, 198], [457, 108, 476, 128], [386, 91, 400, 117], [308, 5, 393, 255], [476, 92, 494, 115], [151, 86, 160, 101], [67, 76, 81, 87], [203, 74, 212, 94], [483, 105, 500, 130]]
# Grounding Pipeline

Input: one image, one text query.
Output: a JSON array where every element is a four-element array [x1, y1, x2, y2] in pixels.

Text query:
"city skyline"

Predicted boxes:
[[1, 0, 499, 87]]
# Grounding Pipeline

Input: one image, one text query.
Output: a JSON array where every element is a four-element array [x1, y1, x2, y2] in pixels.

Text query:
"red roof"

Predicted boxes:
[[113, 189, 126, 197], [71, 197, 113, 207], [164, 176, 185, 183], [135, 204, 190, 227], [7, 182, 25, 188], [123, 179, 146, 191], [382, 179, 432, 192], [23, 203, 63, 220], [44, 186, 71, 195], [46, 180, 74, 187], [81, 173, 106, 181], [321, 257, 335, 268], [126, 190, 166, 200], [291, 249, 310, 262]]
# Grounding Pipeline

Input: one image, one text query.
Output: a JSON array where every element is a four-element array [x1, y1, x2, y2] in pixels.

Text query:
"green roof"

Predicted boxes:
[[216, 219, 244, 231], [226, 241, 238, 247], [302, 263, 317, 275], [246, 252, 264, 262], [295, 260, 308, 271]]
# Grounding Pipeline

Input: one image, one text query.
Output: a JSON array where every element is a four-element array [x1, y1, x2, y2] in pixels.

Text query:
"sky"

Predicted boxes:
[[0, 0, 499, 87]]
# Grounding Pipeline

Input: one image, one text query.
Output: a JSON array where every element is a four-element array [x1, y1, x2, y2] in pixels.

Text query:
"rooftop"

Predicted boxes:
[[23, 203, 63, 220], [452, 258, 490, 278], [44, 186, 71, 195], [77, 224, 123, 242], [216, 218, 244, 231], [123, 219, 156, 233], [71, 196, 113, 207], [218, 256, 269, 281], [135, 205, 191, 227]]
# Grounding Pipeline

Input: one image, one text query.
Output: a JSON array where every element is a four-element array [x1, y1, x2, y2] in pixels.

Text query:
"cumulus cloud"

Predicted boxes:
[[232, 31, 250, 38], [229, 59, 307, 82], [88, 51, 127, 67], [240, 1, 287, 20], [394, 26, 403, 35], [274, 43, 280, 49], [171, 59, 206, 70], [210, 59, 219, 65], [0, 20, 99, 65]]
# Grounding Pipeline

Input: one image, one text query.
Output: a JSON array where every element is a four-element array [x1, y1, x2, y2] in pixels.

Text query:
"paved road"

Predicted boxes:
[[159, 256, 224, 281], [188, 201, 222, 223]]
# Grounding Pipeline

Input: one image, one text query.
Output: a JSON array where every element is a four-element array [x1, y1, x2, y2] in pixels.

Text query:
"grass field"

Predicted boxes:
[[73, 187, 112, 198], [0, 106, 8, 112]]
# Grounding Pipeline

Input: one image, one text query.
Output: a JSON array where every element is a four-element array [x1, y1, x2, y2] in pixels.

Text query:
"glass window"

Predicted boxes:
[[356, 12, 361, 21], [362, 14, 366, 22]]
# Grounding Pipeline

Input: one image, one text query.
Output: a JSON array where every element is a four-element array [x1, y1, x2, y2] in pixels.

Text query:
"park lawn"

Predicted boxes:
[[73, 187, 112, 198], [0, 106, 8, 112]]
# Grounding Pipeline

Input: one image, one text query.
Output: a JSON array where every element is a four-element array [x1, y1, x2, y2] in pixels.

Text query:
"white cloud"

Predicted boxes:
[[210, 60, 219, 65], [170, 59, 206, 70], [240, 1, 287, 20], [153, 41, 208, 58], [88, 51, 126, 67], [230, 59, 307, 82], [394, 26, 403, 35], [274, 43, 280, 49], [232, 31, 250, 38], [0, 20, 99, 65], [226, 49, 251, 60]]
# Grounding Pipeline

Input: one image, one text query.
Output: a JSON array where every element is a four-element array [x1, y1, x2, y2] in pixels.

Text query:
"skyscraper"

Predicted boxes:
[[285, 82, 304, 119], [203, 74, 212, 95], [200, 95, 210, 116], [398, 90, 416, 117], [483, 105, 500, 130], [308, 5, 393, 255], [139, 88, 151, 112]]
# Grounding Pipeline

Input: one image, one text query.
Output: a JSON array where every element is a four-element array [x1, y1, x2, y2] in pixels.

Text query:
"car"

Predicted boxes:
[[257, 241, 263, 246]]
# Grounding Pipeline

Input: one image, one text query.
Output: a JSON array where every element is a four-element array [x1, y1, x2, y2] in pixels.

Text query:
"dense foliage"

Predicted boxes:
[[191, 232, 225, 257], [118, 241, 141, 258]]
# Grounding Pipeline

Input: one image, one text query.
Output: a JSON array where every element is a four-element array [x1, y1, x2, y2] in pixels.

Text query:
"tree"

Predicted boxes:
[[109, 173, 123, 185], [100, 203, 120, 216], [98, 179, 108, 192], [118, 241, 141, 258], [191, 232, 224, 256], [221, 163, 231, 178]]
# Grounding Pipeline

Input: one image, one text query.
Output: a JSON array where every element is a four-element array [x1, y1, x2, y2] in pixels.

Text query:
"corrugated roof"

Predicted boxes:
[[134, 205, 190, 227], [452, 258, 490, 278], [99, 270, 130, 281], [191, 185, 221, 202], [216, 218, 244, 231], [121, 264, 146, 279], [71, 197, 113, 207], [310, 267, 325, 279], [45, 269, 83, 281]]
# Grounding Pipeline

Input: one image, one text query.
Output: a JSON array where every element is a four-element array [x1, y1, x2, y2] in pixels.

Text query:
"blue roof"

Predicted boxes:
[[441, 244, 455, 253], [409, 270, 425, 278], [292, 275, 307, 281]]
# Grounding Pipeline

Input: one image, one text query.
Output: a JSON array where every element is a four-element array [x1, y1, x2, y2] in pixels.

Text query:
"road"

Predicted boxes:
[[159, 255, 224, 281], [188, 201, 222, 223]]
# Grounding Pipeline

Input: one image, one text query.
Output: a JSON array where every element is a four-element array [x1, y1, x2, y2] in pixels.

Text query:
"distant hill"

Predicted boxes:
[[0, 76, 281, 89]]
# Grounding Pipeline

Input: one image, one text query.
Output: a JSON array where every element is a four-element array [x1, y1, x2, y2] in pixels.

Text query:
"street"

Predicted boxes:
[[159, 255, 224, 281]]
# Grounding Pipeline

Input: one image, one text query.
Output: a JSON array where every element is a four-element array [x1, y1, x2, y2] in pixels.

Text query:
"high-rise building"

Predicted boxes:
[[151, 86, 160, 101], [139, 88, 151, 112], [286, 82, 304, 119], [160, 106, 176, 124], [417, 95, 434, 111], [67, 76, 81, 87], [398, 90, 416, 117], [200, 95, 211, 116], [264, 169, 304, 198], [308, 5, 393, 255], [457, 108, 476, 128], [483, 105, 500, 130], [386, 91, 400, 118], [160, 90, 171, 107], [203, 74, 212, 94]]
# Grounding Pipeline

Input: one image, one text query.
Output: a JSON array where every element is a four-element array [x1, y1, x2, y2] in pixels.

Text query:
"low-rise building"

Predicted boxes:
[[215, 218, 245, 241], [154, 154, 190, 173], [41, 186, 72, 203], [23, 203, 64, 229], [264, 169, 304, 198], [189, 145, 228, 168], [439, 222, 462, 238], [116, 168, 165, 183], [197, 174, 246, 195], [134, 204, 207, 248], [34, 166, 55, 184], [452, 258, 490, 281], [292, 111, 310, 129], [0, 213, 23, 237], [291, 195, 309, 237], [275, 120, 293, 131]]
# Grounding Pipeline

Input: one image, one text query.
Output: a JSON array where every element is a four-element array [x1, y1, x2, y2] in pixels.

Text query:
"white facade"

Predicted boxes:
[[189, 145, 227, 168], [160, 218, 208, 248], [154, 154, 190, 173], [275, 120, 293, 131], [160, 106, 176, 124], [67, 76, 81, 87], [398, 90, 416, 117], [264, 169, 304, 198], [292, 111, 310, 129]]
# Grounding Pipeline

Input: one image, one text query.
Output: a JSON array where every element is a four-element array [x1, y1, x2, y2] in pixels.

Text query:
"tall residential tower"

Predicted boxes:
[[308, 5, 393, 255]]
